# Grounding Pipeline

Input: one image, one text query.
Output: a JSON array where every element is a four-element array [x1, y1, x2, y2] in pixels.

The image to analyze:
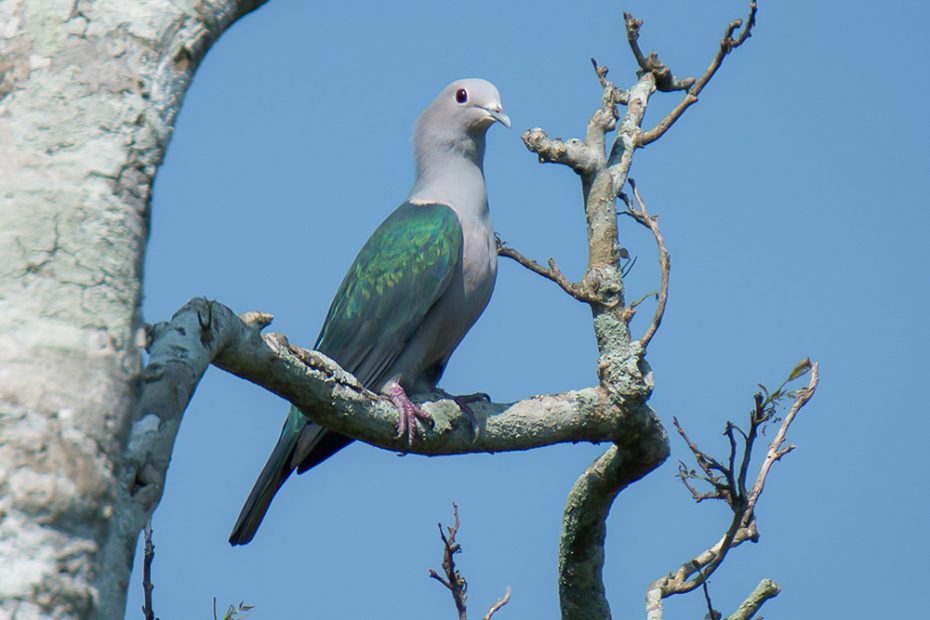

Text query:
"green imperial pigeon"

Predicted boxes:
[[229, 79, 510, 546]]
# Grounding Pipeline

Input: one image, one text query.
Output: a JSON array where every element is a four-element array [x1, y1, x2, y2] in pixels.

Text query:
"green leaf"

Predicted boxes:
[[787, 357, 812, 382]]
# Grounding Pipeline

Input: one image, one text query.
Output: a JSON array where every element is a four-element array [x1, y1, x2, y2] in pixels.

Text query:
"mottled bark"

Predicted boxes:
[[0, 1, 265, 618]]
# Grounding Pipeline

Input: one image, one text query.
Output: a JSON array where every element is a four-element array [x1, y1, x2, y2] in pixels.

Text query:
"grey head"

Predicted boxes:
[[411, 78, 509, 203]]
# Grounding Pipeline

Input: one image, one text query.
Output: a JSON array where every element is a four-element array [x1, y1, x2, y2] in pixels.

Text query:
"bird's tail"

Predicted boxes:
[[228, 406, 305, 546]]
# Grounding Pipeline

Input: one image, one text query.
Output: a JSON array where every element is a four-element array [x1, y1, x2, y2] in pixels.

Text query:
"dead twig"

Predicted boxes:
[[429, 503, 468, 620], [429, 504, 511, 620]]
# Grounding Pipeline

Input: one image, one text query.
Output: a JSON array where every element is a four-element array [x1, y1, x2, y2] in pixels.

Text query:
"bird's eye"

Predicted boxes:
[[455, 88, 468, 104]]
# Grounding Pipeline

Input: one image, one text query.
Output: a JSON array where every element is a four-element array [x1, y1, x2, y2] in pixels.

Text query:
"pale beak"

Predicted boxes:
[[484, 107, 511, 128]]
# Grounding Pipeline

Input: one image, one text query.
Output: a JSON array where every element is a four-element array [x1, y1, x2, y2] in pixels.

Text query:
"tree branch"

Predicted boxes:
[[619, 180, 670, 348], [623, 12, 696, 93], [429, 504, 512, 620], [638, 1, 758, 147], [726, 578, 780, 620], [496, 237, 602, 304], [142, 521, 156, 620], [138, 297, 662, 461], [483, 587, 512, 620], [429, 504, 468, 620], [646, 361, 818, 619]]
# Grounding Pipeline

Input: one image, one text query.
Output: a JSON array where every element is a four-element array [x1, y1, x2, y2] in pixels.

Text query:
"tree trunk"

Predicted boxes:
[[0, 1, 264, 617]]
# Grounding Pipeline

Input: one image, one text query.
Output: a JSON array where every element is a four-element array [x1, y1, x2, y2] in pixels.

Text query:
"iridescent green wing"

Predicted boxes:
[[314, 201, 463, 387]]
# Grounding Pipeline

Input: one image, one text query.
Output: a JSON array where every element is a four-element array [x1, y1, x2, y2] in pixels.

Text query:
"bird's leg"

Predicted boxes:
[[385, 382, 434, 449], [434, 388, 491, 436]]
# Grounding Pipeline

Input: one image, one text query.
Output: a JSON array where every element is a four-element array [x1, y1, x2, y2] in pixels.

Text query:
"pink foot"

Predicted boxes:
[[387, 383, 433, 449]]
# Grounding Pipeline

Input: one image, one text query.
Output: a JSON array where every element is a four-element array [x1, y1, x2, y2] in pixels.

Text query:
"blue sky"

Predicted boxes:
[[129, 1, 930, 617]]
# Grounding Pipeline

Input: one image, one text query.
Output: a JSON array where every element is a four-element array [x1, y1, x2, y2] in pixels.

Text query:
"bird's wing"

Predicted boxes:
[[314, 200, 463, 389]]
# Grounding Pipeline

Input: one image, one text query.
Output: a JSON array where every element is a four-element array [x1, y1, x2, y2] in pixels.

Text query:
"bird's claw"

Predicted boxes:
[[387, 384, 433, 450], [435, 389, 490, 439]]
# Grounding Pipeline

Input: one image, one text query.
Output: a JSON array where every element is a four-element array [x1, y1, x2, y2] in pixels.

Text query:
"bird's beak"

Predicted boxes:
[[484, 106, 511, 129]]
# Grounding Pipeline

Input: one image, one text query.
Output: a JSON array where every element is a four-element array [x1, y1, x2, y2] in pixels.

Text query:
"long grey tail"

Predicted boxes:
[[228, 407, 304, 546], [229, 407, 352, 545]]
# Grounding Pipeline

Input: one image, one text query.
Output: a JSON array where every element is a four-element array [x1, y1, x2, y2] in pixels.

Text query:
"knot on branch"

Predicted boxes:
[[582, 265, 623, 307], [595, 338, 651, 406], [521, 128, 595, 174]]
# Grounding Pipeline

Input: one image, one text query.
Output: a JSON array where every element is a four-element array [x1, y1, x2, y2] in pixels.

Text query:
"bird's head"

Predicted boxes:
[[419, 78, 511, 138]]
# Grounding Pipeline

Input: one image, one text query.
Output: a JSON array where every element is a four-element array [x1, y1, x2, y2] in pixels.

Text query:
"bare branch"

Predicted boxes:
[[647, 361, 819, 616], [623, 12, 696, 93], [429, 505, 511, 620], [496, 237, 601, 304], [638, 1, 758, 147], [429, 503, 467, 620], [701, 576, 721, 620], [747, 362, 818, 508], [522, 128, 600, 175], [590, 58, 629, 106], [482, 587, 512, 620], [726, 578, 780, 620], [142, 521, 156, 620], [619, 180, 670, 348]]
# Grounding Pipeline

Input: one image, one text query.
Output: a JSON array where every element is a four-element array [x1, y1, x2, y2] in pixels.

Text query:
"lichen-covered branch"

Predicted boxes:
[[504, 6, 763, 619], [138, 298, 660, 459]]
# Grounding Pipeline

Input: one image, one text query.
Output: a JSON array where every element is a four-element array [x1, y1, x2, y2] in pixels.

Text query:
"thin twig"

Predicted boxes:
[[701, 575, 720, 620], [142, 520, 156, 620], [497, 237, 601, 304], [619, 180, 669, 348], [747, 363, 818, 509], [638, 1, 758, 146]]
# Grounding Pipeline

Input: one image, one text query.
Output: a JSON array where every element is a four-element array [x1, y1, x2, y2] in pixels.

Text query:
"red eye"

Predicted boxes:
[[455, 88, 468, 104]]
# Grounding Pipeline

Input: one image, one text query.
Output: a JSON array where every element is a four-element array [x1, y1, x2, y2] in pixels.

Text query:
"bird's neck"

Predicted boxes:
[[408, 131, 488, 215]]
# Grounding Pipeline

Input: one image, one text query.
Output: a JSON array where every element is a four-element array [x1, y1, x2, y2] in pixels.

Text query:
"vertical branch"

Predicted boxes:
[[429, 504, 511, 620], [516, 6, 762, 619], [142, 520, 156, 620], [428, 504, 468, 620]]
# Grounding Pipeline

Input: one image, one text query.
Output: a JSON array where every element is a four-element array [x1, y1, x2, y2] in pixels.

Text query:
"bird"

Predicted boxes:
[[229, 78, 510, 546]]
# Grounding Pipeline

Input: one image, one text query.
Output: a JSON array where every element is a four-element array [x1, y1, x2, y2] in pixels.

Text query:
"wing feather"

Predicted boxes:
[[314, 201, 463, 389]]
